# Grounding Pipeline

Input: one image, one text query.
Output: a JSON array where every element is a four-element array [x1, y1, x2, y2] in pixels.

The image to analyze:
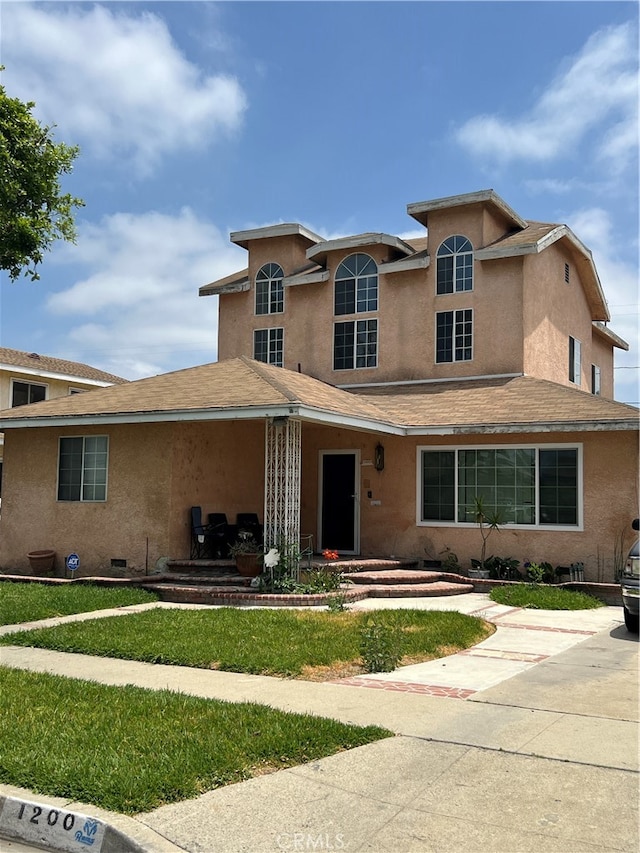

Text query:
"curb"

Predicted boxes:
[[0, 788, 182, 852]]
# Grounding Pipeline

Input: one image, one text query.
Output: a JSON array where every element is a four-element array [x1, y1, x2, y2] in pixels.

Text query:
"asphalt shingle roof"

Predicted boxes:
[[0, 358, 636, 434], [0, 347, 127, 385]]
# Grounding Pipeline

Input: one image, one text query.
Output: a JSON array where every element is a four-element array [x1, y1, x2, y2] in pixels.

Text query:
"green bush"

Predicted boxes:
[[360, 620, 403, 672]]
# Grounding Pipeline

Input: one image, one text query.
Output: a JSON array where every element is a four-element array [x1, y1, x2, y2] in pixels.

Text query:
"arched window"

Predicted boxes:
[[255, 263, 284, 315], [436, 236, 473, 294], [334, 253, 378, 315]]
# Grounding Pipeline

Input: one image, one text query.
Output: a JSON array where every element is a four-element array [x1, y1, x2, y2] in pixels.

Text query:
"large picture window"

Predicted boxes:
[[254, 328, 284, 367], [58, 436, 108, 502], [436, 236, 473, 294], [255, 263, 284, 315], [419, 445, 580, 527]]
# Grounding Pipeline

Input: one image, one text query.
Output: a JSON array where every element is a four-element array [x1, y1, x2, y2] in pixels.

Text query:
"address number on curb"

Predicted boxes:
[[0, 797, 106, 852]]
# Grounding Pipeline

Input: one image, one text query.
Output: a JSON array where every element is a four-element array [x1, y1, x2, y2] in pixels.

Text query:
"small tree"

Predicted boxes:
[[471, 495, 504, 568], [0, 70, 84, 281]]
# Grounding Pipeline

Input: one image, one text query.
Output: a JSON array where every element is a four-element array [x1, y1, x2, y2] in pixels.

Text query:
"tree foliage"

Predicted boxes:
[[0, 73, 84, 281]]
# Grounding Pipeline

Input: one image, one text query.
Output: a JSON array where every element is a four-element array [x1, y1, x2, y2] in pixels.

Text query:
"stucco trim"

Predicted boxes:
[[199, 278, 250, 297], [231, 223, 322, 248], [306, 233, 415, 264], [379, 252, 431, 275], [407, 190, 528, 229], [404, 419, 639, 435], [283, 269, 331, 287]]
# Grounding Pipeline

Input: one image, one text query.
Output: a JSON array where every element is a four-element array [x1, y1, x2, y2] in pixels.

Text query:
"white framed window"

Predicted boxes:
[[11, 379, 47, 407], [436, 309, 473, 363], [58, 436, 108, 502], [436, 236, 473, 294], [334, 253, 378, 316], [334, 319, 378, 370], [591, 364, 601, 395], [569, 336, 581, 384], [418, 444, 582, 529], [255, 263, 284, 315], [254, 327, 284, 367]]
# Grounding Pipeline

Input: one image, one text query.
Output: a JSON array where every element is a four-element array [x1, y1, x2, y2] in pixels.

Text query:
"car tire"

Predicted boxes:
[[623, 606, 639, 633]]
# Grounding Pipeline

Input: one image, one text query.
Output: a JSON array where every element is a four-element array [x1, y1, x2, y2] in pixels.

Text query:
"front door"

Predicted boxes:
[[319, 451, 359, 554]]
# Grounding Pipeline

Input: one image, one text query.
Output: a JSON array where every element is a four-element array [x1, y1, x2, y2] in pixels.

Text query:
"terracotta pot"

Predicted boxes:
[[235, 553, 262, 577], [27, 550, 55, 576]]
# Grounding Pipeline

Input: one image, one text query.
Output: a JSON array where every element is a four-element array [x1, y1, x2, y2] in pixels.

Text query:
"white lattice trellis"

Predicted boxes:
[[264, 417, 302, 550]]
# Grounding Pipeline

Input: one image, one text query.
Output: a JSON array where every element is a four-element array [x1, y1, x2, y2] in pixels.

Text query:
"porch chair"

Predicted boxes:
[[207, 512, 235, 558], [190, 506, 222, 559], [236, 513, 264, 547]]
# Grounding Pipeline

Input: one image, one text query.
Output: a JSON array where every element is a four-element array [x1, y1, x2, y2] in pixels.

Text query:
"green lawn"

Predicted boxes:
[[0, 666, 390, 814], [0, 607, 493, 678], [0, 581, 158, 626], [490, 583, 604, 610]]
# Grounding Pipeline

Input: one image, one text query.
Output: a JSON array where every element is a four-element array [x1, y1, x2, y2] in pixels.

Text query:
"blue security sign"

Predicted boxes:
[[66, 553, 80, 572]]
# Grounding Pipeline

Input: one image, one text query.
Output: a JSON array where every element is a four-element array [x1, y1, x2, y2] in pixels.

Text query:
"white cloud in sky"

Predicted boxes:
[[47, 209, 245, 379], [456, 22, 638, 172], [1, 3, 247, 175]]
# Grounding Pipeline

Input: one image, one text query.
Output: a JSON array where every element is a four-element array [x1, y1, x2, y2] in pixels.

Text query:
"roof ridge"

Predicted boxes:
[[238, 356, 300, 403]]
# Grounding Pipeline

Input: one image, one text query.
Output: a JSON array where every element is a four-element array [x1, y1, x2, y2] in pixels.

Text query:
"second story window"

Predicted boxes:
[[591, 364, 601, 395], [255, 263, 284, 315], [436, 309, 473, 363], [254, 328, 283, 367], [334, 253, 378, 315], [11, 380, 47, 407], [569, 336, 581, 384], [436, 236, 473, 294]]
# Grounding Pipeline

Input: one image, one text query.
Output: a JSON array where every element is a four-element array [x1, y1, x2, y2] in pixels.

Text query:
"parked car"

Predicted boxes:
[[621, 518, 639, 633]]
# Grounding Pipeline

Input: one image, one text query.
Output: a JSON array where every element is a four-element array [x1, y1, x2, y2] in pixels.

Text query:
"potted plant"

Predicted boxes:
[[229, 534, 262, 577], [469, 496, 504, 578]]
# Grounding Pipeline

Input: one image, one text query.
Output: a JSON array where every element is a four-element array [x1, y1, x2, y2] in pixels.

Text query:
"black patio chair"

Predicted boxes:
[[190, 506, 221, 559], [236, 512, 263, 547], [207, 512, 235, 558]]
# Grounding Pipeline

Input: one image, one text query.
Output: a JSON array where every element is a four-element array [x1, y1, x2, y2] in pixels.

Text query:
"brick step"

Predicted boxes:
[[364, 581, 473, 597], [343, 569, 470, 586], [150, 572, 250, 587]]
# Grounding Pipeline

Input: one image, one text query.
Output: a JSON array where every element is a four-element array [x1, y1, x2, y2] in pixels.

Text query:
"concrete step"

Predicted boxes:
[[343, 569, 470, 586]]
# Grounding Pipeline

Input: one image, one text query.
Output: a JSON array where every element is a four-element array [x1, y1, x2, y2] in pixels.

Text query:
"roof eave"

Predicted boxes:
[[404, 419, 639, 435], [407, 189, 528, 229], [306, 233, 415, 265], [230, 224, 322, 249]]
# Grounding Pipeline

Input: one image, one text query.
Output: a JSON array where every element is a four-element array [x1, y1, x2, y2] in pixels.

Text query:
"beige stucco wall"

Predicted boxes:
[[522, 247, 600, 390], [591, 333, 615, 399], [2, 418, 635, 582], [301, 424, 639, 582], [218, 215, 527, 386], [0, 419, 266, 575]]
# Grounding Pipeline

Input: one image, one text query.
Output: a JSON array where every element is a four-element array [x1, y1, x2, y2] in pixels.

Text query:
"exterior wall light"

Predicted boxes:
[[374, 443, 385, 471]]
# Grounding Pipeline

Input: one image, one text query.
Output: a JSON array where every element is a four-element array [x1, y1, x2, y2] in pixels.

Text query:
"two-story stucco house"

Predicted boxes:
[[0, 347, 126, 492], [0, 191, 637, 578]]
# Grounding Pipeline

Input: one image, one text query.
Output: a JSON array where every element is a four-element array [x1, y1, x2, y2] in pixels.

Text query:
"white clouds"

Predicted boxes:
[[456, 22, 638, 173], [2, 3, 247, 175], [46, 209, 245, 379]]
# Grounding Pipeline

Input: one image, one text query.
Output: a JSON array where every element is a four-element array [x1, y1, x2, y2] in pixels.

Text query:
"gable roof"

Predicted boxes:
[[0, 347, 127, 386], [0, 358, 636, 437]]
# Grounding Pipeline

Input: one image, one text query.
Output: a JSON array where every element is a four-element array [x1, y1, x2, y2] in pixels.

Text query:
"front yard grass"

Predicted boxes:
[[490, 583, 604, 610], [0, 607, 494, 679], [0, 581, 158, 626], [0, 666, 391, 814]]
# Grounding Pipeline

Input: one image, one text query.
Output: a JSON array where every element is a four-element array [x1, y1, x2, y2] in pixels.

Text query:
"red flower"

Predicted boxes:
[[323, 549, 339, 560]]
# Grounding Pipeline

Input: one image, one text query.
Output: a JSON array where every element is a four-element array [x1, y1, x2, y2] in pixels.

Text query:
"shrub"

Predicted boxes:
[[360, 620, 403, 673]]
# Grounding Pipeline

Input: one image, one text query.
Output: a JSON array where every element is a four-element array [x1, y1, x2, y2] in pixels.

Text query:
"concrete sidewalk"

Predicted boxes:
[[0, 595, 637, 852]]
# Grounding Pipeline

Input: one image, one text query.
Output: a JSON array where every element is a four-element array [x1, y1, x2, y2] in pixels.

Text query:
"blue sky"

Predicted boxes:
[[0, 1, 638, 404]]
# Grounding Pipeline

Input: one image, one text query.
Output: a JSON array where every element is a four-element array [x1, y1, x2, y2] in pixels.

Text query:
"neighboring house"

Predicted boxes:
[[0, 190, 637, 579], [0, 348, 127, 492]]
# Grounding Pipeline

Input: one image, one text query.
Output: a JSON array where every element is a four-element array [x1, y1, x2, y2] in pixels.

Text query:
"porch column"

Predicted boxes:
[[264, 416, 302, 549]]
